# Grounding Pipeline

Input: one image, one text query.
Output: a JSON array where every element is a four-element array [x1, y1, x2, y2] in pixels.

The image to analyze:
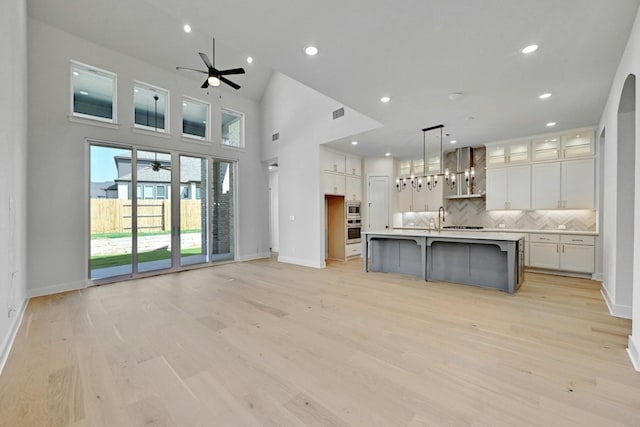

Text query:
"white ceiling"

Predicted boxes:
[[28, 0, 640, 158]]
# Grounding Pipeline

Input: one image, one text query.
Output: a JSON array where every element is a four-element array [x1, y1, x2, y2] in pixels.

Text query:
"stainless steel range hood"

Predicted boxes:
[[445, 146, 485, 199]]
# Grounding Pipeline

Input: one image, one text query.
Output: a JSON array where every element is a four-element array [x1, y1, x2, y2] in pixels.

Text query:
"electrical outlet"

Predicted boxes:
[[498, 223, 506, 228], [558, 224, 566, 230], [289, 215, 295, 221]]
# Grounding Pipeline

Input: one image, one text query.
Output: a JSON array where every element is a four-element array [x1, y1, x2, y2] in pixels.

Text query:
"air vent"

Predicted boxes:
[[332, 107, 345, 120], [272, 132, 280, 142]]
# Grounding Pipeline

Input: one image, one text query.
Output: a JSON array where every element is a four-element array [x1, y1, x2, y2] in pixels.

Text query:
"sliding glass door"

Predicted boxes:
[[136, 150, 173, 273], [180, 155, 210, 266], [89, 142, 235, 281], [89, 145, 133, 280]]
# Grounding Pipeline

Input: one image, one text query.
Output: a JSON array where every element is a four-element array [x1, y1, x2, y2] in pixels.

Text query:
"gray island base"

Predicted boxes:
[[364, 230, 525, 294]]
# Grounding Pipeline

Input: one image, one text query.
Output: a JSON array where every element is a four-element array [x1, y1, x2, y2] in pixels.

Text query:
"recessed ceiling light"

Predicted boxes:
[[73, 71, 79, 76], [305, 46, 318, 56], [546, 121, 556, 127], [380, 96, 391, 103], [183, 102, 187, 107], [385, 152, 391, 157], [134, 88, 139, 93], [183, 24, 191, 33], [351, 141, 358, 145], [268, 166, 273, 170], [448, 92, 463, 101], [246, 56, 253, 64], [522, 44, 539, 54], [450, 140, 457, 144], [79, 90, 89, 96], [539, 93, 552, 99]]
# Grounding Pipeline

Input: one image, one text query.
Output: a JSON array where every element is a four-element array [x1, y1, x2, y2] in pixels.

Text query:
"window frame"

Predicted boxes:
[[133, 81, 170, 134], [70, 60, 118, 124], [221, 107, 245, 149], [182, 96, 211, 142]]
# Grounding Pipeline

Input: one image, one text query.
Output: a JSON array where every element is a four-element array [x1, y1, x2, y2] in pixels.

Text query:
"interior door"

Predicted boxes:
[[368, 176, 389, 230]]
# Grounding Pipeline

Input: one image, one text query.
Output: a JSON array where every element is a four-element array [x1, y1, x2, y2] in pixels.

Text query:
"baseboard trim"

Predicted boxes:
[[601, 284, 632, 319], [28, 279, 89, 298], [591, 272, 603, 281], [237, 252, 271, 262], [277, 256, 324, 269], [0, 297, 28, 376], [524, 268, 593, 280], [627, 335, 640, 372]]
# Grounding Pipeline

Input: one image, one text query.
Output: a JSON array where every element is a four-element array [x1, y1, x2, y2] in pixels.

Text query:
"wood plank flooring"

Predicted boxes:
[[1, 257, 639, 426]]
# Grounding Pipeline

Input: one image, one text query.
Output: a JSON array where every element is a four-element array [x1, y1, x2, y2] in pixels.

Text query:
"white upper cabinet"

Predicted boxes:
[[486, 168, 508, 210], [532, 136, 561, 161], [396, 184, 413, 212], [532, 162, 561, 209], [486, 140, 530, 166], [508, 165, 531, 209], [562, 158, 595, 208], [345, 175, 362, 201], [322, 150, 346, 173], [398, 160, 412, 178], [323, 172, 345, 195], [531, 159, 594, 209], [345, 156, 362, 176], [486, 165, 531, 210], [562, 131, 594, 159]]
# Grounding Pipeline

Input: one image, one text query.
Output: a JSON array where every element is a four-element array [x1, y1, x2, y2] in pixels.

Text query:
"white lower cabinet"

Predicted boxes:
[[559, 235, 595, 273], [346, 243, 361, 258], [528, 233, 594, 273]]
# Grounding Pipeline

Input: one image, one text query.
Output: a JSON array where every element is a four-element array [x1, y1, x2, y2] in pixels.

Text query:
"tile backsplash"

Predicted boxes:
[[402, 198, 596, 231]]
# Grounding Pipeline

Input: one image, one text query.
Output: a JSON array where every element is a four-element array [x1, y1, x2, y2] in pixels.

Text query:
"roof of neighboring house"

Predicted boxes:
[[114, 155, 203, 183]]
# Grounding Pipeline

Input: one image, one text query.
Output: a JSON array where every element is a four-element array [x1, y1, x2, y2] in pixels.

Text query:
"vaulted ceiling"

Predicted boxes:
[[28, 0, 640, 157]]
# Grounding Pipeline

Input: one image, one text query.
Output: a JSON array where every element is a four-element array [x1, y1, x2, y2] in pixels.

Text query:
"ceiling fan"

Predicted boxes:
[[176, 37, 245, 90]]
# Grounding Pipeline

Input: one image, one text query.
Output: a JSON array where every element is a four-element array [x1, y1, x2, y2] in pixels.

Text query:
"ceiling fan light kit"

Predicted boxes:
[[176, 37, 245, 90]]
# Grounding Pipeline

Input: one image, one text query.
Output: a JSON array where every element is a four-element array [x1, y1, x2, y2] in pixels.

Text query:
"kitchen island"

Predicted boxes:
[[364, 230, 525, 293]]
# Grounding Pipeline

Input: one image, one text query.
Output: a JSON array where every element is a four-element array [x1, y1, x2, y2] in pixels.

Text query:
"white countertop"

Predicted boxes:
[[394, 226, 598, 236], [364, 229, 525, 242]]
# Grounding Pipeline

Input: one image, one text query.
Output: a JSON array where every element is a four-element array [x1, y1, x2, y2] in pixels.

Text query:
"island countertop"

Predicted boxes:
[[364, 229, 526, 242]]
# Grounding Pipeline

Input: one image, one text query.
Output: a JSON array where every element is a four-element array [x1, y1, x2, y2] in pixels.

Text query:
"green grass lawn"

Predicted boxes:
[[91, 229, 201, 239], [91, 247, 203, 270]]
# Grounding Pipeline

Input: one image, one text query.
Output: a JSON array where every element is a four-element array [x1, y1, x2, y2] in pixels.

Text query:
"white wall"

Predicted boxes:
[[0, 0, 29, 371], [598, 4, 640, 370], [269, 170, 279, 252], [260, 72, 381, 268], [27, 18, 269, 296]]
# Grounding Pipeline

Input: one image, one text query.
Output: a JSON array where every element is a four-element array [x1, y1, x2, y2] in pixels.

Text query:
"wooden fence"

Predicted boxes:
[[91, 199, 202, 233]]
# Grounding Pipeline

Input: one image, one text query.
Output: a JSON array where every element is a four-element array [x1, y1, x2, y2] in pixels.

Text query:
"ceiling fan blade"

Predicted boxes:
[[176, 66, 207, 74], [199, 52, 213, 69], [201, 79, 209, 89], [218, 68, 246, 76], [220, 76, 241, 90]]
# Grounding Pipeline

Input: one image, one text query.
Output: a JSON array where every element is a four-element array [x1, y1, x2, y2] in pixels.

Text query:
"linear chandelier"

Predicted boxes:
[[395, 124, 474, 192]]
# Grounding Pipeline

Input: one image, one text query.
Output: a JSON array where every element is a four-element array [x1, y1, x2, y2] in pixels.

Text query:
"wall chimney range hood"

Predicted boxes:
[[444, 146, 485, 199]]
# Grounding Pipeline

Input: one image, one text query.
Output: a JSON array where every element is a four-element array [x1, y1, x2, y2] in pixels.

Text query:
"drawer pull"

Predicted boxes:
[[571, 239, 583, 242], [540, 238, 550, 240]]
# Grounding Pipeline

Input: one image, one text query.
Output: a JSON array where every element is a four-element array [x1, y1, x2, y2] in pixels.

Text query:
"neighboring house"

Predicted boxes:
[[110, 153, 205, 200], [89, 181, 116, 198]]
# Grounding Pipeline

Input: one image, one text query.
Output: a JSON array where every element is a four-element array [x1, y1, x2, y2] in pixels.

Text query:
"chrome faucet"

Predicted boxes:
[[437, 206, 445, 232]]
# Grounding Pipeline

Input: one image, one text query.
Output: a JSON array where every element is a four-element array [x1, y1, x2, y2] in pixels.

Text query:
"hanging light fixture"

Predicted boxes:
[[396, 125, 444, 195]]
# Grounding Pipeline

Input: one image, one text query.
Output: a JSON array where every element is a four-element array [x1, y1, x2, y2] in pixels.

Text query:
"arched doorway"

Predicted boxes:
[[615, 74, 636, 316]]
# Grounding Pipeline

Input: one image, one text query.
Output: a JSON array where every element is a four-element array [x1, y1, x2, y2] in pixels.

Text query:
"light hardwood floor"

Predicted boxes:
[[0, 258, 639, 426]]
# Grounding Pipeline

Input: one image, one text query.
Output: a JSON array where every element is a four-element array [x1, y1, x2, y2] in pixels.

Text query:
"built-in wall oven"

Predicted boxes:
[[346, 201, 362, 244], [347, 219, 362, 244], [346, 201, 361, 219]]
